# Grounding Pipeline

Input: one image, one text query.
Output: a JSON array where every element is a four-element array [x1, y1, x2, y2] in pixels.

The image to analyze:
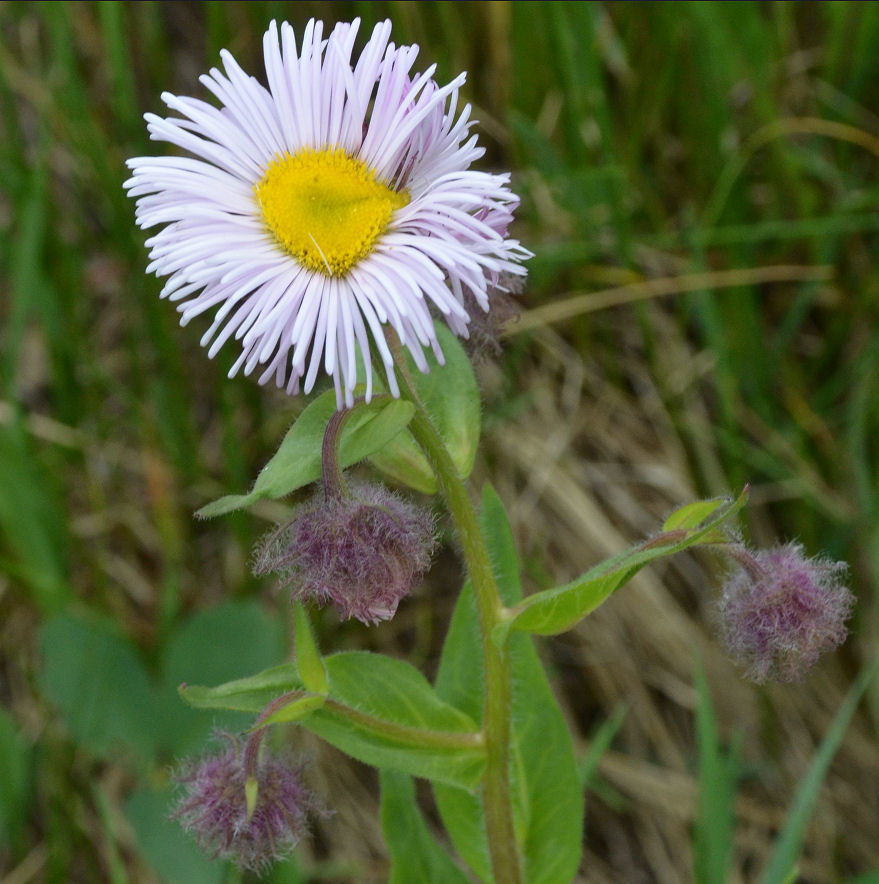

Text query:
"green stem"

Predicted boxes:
[[387, 335, 522, 884]]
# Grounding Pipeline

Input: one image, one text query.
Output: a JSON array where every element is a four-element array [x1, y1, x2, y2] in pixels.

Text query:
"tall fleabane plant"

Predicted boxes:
[[126, 18, 855, 884]]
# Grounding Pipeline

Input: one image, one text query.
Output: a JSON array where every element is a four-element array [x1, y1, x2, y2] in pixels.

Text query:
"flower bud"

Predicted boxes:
[[172, 732, 314, 872], [459, 272, 523, 362], [253, 480, 437, 625], [717, 543, 855, 683]]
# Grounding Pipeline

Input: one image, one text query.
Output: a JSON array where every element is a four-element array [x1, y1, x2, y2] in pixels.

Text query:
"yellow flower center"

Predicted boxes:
[[255, 148, 409, 277]]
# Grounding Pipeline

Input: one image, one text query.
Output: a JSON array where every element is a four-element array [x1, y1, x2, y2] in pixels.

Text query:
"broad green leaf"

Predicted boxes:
[[180, 662, 303, 714], [433, 485, 583, 884], [693, 661, 741, 884], [761, 657, 878, 884], [182, 652, 485, 790], [196, 395, 414, 518], [156, 600, 286, 756], [369, 323, 481, 493], [494, 488, 748, 643], [368, 429, 437, 495], [252, 397, 414, 498], [380, 770, 471, 884], [125, 787, 224, 884], [304, 652, 485, 789], [432, 585, 492, 882], [41, 613, 157, 763], [293, 602, 328, 695]]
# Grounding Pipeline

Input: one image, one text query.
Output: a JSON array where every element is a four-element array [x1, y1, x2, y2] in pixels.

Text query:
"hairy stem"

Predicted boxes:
[[321, 406, 352, 501], [387, 334, 522, 884]]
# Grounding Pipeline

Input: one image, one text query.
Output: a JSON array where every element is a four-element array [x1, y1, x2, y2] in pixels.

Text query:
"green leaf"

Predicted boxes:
[[304, 652, 485, 789], [433, 485, 583, 884], [41, 612, 157, 763], [292, 602, 328, 695], [369, 323, 481, 494], [181, 651, 485, 790], [380, 770, 471, 884], [0, 423, 72, 613], [157, 600, 286, 756], [494, 487, 748, 642], [760, 657, 878, 884], [260, 694, 326, 726], [180, 662, 303, 714], [432, 585, 491, 881], [125, 787, 224, 884], [193, 493, 256, 520], [663, 496, 734, 531], [693, 660, 741, 884], [196, 394, 414, 518]]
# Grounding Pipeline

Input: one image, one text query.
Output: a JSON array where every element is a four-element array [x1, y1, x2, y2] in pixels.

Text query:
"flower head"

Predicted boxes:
[[717, 543, 855, 683], [172, 733, 314, 872], [460, 271, 523, 361], [253, 480, 436, 624], [125, 18, 528, 406]]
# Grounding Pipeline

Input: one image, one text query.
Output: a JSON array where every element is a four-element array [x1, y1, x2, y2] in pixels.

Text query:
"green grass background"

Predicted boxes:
[[1, 2, 878, 881]]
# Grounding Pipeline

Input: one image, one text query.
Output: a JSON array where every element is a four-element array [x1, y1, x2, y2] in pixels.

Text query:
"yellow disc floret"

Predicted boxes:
[[255, 148, 409, 277]]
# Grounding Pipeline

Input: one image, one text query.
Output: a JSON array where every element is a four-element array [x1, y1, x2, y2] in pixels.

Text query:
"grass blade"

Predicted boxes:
[[761, 657, 878, 884], [693, 660, 742, 884]]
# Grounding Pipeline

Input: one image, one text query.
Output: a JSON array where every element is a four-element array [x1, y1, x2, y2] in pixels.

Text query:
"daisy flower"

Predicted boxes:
[[125, 18, 529, 406]]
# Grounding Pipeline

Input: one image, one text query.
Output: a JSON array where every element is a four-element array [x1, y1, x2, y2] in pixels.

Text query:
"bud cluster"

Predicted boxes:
[[172, 733, 314, 872], [717, 542, 855, 683], [254, 480, 437, 625]]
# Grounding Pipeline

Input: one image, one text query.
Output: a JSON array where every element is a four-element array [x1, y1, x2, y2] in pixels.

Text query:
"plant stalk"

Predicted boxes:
[[321, 406, 352, 501], [388, 335, 523, 884]]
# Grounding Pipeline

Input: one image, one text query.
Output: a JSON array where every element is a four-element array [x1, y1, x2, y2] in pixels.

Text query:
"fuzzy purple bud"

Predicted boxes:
[[717, 543, 855, 683], [253, 481, 437, 625], [172, 733, 314, 872]]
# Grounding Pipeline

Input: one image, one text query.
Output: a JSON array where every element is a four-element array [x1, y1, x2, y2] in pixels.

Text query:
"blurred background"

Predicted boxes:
[[1, 2, 878, 881]]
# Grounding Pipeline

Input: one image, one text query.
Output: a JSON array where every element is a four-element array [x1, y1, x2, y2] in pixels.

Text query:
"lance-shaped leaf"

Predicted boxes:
[[180, 663, 303, 714], [369, 323, 481, 494], [292, 602, 328, 695], [492, 487, 748, 644], [433, 485, 583, 884], [196, 394, 414, 518], [259, 694, 327, 727], [181, 652, 485, 791], [380, 770, 471, 884], [760, 657, 878, 884], [304, 652, 485, 789], [663, 496, 735, 531]]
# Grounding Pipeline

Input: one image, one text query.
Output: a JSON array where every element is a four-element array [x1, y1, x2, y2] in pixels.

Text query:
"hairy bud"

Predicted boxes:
[[717, 543, 855, 683], [461, 272, 524, 361], [172, 733, 314, 872], [254, 481, 437, 625]]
